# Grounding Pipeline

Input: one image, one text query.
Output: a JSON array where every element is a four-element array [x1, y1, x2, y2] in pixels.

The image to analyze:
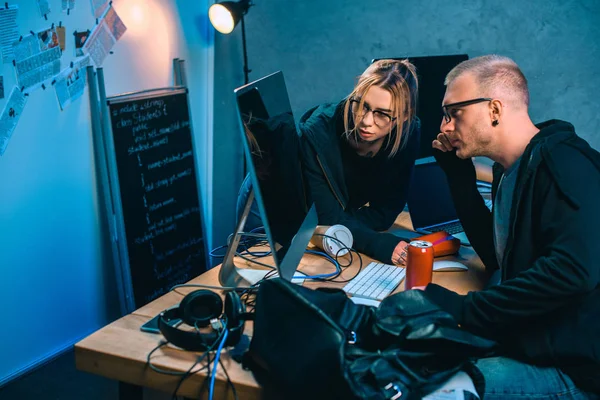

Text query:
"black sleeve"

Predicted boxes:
[[425, 150, 600, 339], [347, 124, 420, 231], [299, 135, 403, 264], [433, 148, 499, 271]]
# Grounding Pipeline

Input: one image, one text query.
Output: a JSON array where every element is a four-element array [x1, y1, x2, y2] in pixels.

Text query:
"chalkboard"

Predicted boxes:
[[106, 87, 207, 308]]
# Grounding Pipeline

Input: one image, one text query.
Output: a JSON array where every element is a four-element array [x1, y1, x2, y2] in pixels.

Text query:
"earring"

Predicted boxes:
[[492, 120, 499, 127]]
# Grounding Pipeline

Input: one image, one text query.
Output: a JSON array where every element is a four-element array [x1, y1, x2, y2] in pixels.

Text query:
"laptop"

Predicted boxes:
[[406, 157, 470, 246]]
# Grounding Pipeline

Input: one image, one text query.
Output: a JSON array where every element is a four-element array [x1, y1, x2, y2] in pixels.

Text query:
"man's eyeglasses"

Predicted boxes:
[[349, 99, 396, 127], [442, 98, 492, 123]]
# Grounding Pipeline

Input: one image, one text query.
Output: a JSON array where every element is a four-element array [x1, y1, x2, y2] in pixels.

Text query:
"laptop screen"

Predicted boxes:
[[407, 158, 459, 230]]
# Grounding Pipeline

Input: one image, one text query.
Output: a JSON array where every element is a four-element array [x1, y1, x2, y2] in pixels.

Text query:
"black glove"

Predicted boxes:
[[432, 148, 477, 183]]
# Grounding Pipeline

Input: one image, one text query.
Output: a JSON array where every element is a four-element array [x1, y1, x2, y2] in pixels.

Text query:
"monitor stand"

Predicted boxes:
[[218, 189, 308, 288], [219, 189, 271, 288]]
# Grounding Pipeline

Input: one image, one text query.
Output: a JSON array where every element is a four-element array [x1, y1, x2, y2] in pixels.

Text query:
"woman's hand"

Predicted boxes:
[[392, 241, 409, 266]]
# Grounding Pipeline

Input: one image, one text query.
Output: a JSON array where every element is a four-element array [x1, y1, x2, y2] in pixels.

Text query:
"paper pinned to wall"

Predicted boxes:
[[83, 6, 126, 66], [0, 5, 19, 63], [62, 0, 76, 12], [37, 0, 51, 18], [56, 26, 66, 51], [54, 55, 90, 110], [0, 87, 28, 156], [13, 29, 62, 91], [74, 30, 89, 57], [90, 0, 108, 18]]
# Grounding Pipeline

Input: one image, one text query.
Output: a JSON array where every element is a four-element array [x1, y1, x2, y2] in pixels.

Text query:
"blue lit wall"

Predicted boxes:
[[0, 0, 211, 385]]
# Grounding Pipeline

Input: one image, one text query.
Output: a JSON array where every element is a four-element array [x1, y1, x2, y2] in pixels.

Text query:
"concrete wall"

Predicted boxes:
[[210, 0, 599, 247]]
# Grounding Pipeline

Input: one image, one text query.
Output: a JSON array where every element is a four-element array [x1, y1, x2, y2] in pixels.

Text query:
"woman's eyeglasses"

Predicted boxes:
[[350, 99, 396, 127]]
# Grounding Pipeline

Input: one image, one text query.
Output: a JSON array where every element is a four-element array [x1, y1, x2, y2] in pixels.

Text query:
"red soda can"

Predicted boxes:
[[405, 240, 434, 289]]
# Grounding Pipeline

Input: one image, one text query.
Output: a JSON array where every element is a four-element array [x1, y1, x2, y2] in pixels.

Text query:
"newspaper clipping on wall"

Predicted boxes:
[[0, 87, 28, 156], [13, 28, 62, 91], [54, 55, 90, 110], [0, 5, 19, 63], [37, 0, 51, 17], [62, 0, 76, 12], [90, 0, 108, 18], [83, 6, 126, 66]]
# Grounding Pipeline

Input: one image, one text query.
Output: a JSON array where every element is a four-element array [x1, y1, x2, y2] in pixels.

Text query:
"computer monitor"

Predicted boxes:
[[219, 71, 318, 287], [372, 54, 469, 159]]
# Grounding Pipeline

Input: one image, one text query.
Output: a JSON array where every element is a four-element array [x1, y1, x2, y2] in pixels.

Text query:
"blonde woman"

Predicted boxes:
[[299, 59, 420, 265]]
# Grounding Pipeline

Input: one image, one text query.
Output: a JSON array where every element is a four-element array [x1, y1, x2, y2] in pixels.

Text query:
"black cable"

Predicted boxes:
[[147, 323, 227, 400], [219, 358, 239, 400], [307, 233, 363, 283], [171, 355, 203, 400], [329, 247, 364, 283], [197, 351, 212, 399]]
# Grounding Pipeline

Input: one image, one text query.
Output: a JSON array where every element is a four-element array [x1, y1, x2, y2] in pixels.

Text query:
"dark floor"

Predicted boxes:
[[0, 348, 118, 399], [0, 349, 175, 400]]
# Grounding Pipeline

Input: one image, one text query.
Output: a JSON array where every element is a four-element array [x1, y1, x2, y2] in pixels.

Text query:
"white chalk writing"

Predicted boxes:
[[147, 150, 193, 170], [148, 197, 176, 212], [144, 168, 192, 192]]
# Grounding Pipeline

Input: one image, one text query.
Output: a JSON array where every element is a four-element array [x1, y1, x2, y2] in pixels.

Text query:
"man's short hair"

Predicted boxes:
[[445, 55, 529, 108]]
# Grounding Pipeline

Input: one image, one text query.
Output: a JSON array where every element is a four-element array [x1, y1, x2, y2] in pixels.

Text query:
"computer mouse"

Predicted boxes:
[[433, 260, 469, 272]]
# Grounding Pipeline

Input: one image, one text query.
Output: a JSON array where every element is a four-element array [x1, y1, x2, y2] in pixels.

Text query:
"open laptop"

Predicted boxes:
[[407, 157, 470, 246], [219, 71, 318, 287]]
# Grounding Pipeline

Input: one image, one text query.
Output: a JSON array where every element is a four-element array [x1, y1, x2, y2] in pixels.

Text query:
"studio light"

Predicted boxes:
[[208, 0, 253, 83]]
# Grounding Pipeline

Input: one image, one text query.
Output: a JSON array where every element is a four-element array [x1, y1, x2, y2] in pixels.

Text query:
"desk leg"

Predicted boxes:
[[119, 381, 143, 400]]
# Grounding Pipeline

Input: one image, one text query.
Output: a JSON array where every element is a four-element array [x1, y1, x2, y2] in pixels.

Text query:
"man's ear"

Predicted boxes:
[[490, 99, 503, 125]]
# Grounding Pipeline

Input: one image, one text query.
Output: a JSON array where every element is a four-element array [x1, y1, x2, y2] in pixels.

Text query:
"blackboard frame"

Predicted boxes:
[[101, 86, 209, 312]]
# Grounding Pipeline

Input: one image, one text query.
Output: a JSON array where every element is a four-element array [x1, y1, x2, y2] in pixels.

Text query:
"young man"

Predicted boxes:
[[422, 55, 600, 399]]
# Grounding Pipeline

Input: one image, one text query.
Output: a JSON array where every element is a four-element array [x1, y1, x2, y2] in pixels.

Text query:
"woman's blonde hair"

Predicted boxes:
[[343, 59, 418, 157]]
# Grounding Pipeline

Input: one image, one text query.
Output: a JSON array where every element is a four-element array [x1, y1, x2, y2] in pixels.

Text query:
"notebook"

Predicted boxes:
[[406, 157, 470, 245]]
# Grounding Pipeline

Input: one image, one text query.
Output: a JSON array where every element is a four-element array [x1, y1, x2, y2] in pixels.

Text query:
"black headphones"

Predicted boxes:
[[158, 290, 247, 352]]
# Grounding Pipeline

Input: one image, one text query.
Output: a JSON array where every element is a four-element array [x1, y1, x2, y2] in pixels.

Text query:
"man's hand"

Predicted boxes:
[[431, 133, 477, 182], [392, 241, 409, 266], [432, 132, 454, 152], [411, 286, 427, 291]]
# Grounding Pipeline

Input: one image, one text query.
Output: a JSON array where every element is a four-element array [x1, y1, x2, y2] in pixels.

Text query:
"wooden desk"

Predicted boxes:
[[75, 213, 488, 400]]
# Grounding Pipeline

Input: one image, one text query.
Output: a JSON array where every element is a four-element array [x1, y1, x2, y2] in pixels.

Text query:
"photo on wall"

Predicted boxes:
[[74, 30, 90, 57]]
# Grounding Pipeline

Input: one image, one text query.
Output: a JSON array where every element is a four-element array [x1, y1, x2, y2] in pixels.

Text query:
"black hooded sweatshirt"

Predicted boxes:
[[424, 120, 600, 393], [298, 101, 420, 264]]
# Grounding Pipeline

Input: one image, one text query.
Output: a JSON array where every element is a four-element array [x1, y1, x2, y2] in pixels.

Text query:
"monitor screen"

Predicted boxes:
[[234, 71, 308, 268], [407, 159, 458, 229], [373, 54, 469, 159]]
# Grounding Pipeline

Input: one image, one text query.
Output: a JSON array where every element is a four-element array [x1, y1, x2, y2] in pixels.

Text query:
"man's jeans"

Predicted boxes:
[[469, 357, 596, 399]]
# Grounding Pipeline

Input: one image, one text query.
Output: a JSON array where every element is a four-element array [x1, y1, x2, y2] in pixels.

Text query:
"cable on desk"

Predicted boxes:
[[305, 233, 364, 283], [170, 353, 204, 400], [328, 247, 364, 283], [209, 231, 269, 259], [301, 249, 341, 279], [239, 269, 277, 312], [209, 329, 228, 400], [219, 357, 239, 400]]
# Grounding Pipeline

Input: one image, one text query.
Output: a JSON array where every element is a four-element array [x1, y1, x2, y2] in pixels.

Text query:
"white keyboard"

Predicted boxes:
[[343, 262, 406, 301]]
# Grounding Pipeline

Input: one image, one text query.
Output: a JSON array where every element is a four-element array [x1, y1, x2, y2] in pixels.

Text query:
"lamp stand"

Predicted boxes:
[[241, 14, 250, 84]]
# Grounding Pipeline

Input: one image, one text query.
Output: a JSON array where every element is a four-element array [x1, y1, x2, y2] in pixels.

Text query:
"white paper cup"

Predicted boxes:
[[310, 224, 353, 257]]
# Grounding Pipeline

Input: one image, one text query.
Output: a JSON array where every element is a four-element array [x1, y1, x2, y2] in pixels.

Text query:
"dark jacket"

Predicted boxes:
[[425, 120, 600, 392], [298, 101, 420, 264]]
